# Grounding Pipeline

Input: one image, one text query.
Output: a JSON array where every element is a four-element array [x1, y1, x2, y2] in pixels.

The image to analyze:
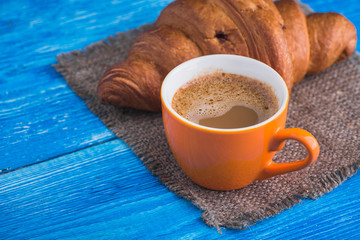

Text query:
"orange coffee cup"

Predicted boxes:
[[161, 54, 319, 190]]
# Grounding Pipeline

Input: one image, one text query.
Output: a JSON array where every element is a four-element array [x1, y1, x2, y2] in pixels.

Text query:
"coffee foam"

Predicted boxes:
[[172, 72, 278, 126]]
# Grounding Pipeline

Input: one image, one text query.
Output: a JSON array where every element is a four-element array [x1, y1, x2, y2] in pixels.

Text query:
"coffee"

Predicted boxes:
[[172, 72, 278, 129]]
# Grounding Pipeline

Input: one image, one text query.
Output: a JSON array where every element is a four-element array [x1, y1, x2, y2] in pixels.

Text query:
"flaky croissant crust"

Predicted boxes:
[[98, 0, 357, 111]]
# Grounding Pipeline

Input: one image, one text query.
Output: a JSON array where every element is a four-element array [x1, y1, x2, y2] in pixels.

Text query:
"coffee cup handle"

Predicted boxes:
[[258, 128, 320, 180]]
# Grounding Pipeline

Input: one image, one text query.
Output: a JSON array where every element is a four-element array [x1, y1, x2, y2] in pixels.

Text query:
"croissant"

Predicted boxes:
[[97, 0, 357, 112]]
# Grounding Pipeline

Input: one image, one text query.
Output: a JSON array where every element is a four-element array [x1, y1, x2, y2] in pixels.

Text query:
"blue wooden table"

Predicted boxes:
[[1, 0, 359, 239]]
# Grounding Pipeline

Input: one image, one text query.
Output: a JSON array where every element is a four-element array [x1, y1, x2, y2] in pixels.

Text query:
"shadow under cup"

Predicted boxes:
[[161, 54, 319, 191]]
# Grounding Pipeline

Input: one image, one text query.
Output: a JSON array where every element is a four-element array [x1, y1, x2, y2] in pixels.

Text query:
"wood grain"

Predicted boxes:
[[1, 0, 359, 239], [0, 139, 359, 239], [0, 0, 173, 172]]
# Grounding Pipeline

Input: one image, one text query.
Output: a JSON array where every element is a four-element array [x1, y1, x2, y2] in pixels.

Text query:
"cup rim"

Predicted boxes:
[[161, 54, 289, 133]]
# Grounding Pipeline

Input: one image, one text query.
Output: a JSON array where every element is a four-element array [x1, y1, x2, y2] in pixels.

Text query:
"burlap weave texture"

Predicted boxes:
[[53, 2, 360, 230]]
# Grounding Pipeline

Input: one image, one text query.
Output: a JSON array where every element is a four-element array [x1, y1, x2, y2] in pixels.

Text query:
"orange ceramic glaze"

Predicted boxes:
[[161, 55, 319, 190]]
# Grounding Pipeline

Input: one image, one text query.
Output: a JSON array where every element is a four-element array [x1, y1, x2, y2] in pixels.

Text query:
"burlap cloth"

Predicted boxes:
[[53, 2, 360, 230]]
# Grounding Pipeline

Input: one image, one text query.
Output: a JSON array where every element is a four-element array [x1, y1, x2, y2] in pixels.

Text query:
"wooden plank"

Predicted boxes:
[[0, 139, 359, 239], [1, 0, 360, 238], [0, 0, 173, 172], [0, 69, 115, 172]]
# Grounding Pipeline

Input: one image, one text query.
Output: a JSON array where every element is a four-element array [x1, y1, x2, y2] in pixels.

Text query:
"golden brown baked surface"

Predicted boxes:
[[97, 0, 357, 111]]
